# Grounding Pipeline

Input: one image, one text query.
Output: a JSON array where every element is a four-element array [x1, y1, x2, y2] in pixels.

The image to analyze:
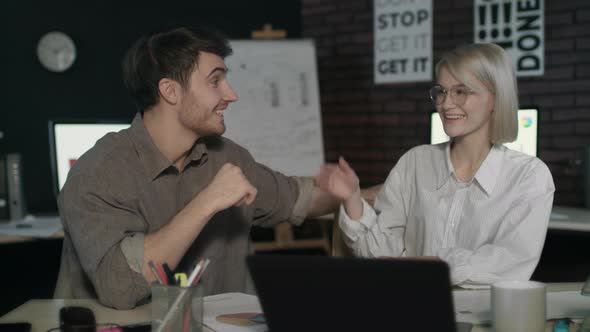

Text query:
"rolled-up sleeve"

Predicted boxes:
[[246, 160, 311, 227], [290, 177, 315, 225], [59, 174, 150, 309]]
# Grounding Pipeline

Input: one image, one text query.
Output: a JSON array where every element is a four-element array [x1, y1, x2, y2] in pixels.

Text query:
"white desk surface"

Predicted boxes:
[[549, 205, 590, 232], [0, 283, 584, 332]]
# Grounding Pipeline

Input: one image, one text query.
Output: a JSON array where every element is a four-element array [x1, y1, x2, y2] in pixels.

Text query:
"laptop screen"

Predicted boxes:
[[48, 120, 130, 195], [247, 255, 457, 332], [430, 108, 539, 157]]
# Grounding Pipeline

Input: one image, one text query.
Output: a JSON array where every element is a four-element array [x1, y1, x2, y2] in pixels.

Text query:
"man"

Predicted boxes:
[[54, 26, 337, 309]]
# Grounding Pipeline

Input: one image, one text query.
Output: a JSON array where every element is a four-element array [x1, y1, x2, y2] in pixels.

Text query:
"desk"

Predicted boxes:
[[0, 283, 584, 332], [0, 298, 215, 332], [1, 205, 589, 246], [457, 282, 585, 332], [549, 206, 590, 232]]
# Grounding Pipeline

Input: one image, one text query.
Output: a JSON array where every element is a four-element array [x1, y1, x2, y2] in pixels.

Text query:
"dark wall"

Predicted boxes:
[[302, 0, 590, 207], [0, 0, 301, 214]]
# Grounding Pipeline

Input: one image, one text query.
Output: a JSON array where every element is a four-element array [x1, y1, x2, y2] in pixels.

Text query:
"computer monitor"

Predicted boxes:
[[430, 108, 539, 157], [48, 120, 130, 195]]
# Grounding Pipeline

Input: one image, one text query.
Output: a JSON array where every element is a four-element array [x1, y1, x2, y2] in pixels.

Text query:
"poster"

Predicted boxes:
[[374, 0, 433, 84], [474, 0, 544, 76]]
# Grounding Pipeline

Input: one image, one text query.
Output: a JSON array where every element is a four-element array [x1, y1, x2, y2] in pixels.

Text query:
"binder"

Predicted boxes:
[[0, 157, 8, 220], [5, 153, 26, 220]]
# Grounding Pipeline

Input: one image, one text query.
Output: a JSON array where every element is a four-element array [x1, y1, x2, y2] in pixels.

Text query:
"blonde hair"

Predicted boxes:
[[435, 43, 518, 144]]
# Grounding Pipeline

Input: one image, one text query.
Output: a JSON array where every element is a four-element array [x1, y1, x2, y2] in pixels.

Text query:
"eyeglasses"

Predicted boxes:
[[429, 84, 474, 106]]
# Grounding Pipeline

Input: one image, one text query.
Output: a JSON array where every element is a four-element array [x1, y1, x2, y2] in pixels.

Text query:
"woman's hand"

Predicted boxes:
[[315, 157, 360, 201], [315, 157, 363, 220]]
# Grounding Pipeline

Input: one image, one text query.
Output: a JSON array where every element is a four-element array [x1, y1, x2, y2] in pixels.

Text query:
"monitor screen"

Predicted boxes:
[[49, 121, 130, 194], [430, 108, 539, 157]]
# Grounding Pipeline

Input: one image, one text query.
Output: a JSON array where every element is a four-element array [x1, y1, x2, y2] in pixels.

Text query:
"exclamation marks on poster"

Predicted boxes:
[[477, 1, 513, 48], [503, 2, 512, 39]]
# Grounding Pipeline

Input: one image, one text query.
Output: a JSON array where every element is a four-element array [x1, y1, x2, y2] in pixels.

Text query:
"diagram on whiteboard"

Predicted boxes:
[[223, 40, 324, 176]]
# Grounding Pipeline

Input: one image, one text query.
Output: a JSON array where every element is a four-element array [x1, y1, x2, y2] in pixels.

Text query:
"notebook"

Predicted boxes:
[[246, 255, 458, 332]]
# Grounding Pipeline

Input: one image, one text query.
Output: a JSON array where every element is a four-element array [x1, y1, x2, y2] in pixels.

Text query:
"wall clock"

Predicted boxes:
[[37, 31, 77, 72]]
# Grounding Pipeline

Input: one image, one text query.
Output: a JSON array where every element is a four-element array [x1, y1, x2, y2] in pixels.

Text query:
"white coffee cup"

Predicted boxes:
[[491, 280, 546, 332]]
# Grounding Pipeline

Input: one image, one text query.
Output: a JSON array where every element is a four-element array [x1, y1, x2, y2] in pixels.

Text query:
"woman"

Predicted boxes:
[[316, 43, 554, 287]]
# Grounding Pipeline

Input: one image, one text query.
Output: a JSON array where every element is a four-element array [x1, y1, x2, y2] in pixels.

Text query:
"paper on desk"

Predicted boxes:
[[548, 291, 590, 319], [0, 216, 62, 237], [453, 289, 590, 324], [453, 289, 491, 324], [203, 292, 267, 332]]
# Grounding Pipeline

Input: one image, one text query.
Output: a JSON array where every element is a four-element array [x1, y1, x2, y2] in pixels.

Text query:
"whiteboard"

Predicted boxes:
[[223, 40, 324, 177]]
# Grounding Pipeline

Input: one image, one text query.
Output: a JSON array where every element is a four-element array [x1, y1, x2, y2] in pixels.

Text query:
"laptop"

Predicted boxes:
[[246, 255, 458, 332]]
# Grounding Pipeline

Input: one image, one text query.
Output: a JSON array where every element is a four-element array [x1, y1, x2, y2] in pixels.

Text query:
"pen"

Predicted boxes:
[[162, 263, 174, 285], [155, 258, 210, 332], [187, 259, 205, 285], [155, 263, 169, 285], [154, 286, 190, 332], [190, 259, 210, 286], [175, 273, 188, 287], [148, 261, 164, 285]]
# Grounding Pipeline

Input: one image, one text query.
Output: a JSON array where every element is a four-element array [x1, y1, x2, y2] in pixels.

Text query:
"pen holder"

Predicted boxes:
[[151, 284, 203, 332]]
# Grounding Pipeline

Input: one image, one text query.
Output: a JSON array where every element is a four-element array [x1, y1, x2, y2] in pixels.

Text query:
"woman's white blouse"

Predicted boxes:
[[339, 143, 555, 288]]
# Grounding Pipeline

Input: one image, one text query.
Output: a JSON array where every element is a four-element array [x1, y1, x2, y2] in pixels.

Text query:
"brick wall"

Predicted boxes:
[[302, 0, 590, 206]]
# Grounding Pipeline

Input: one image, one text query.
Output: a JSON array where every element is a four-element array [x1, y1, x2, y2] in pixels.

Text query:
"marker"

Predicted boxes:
[[148, 261, 164, 285], [190, 259, 210, 286], [175, 273, 188, 287], [155, 258, 210, 332]]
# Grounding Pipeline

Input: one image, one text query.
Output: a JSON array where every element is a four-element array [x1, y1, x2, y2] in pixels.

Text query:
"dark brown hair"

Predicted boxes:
[[122, 26, 232, 112]]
